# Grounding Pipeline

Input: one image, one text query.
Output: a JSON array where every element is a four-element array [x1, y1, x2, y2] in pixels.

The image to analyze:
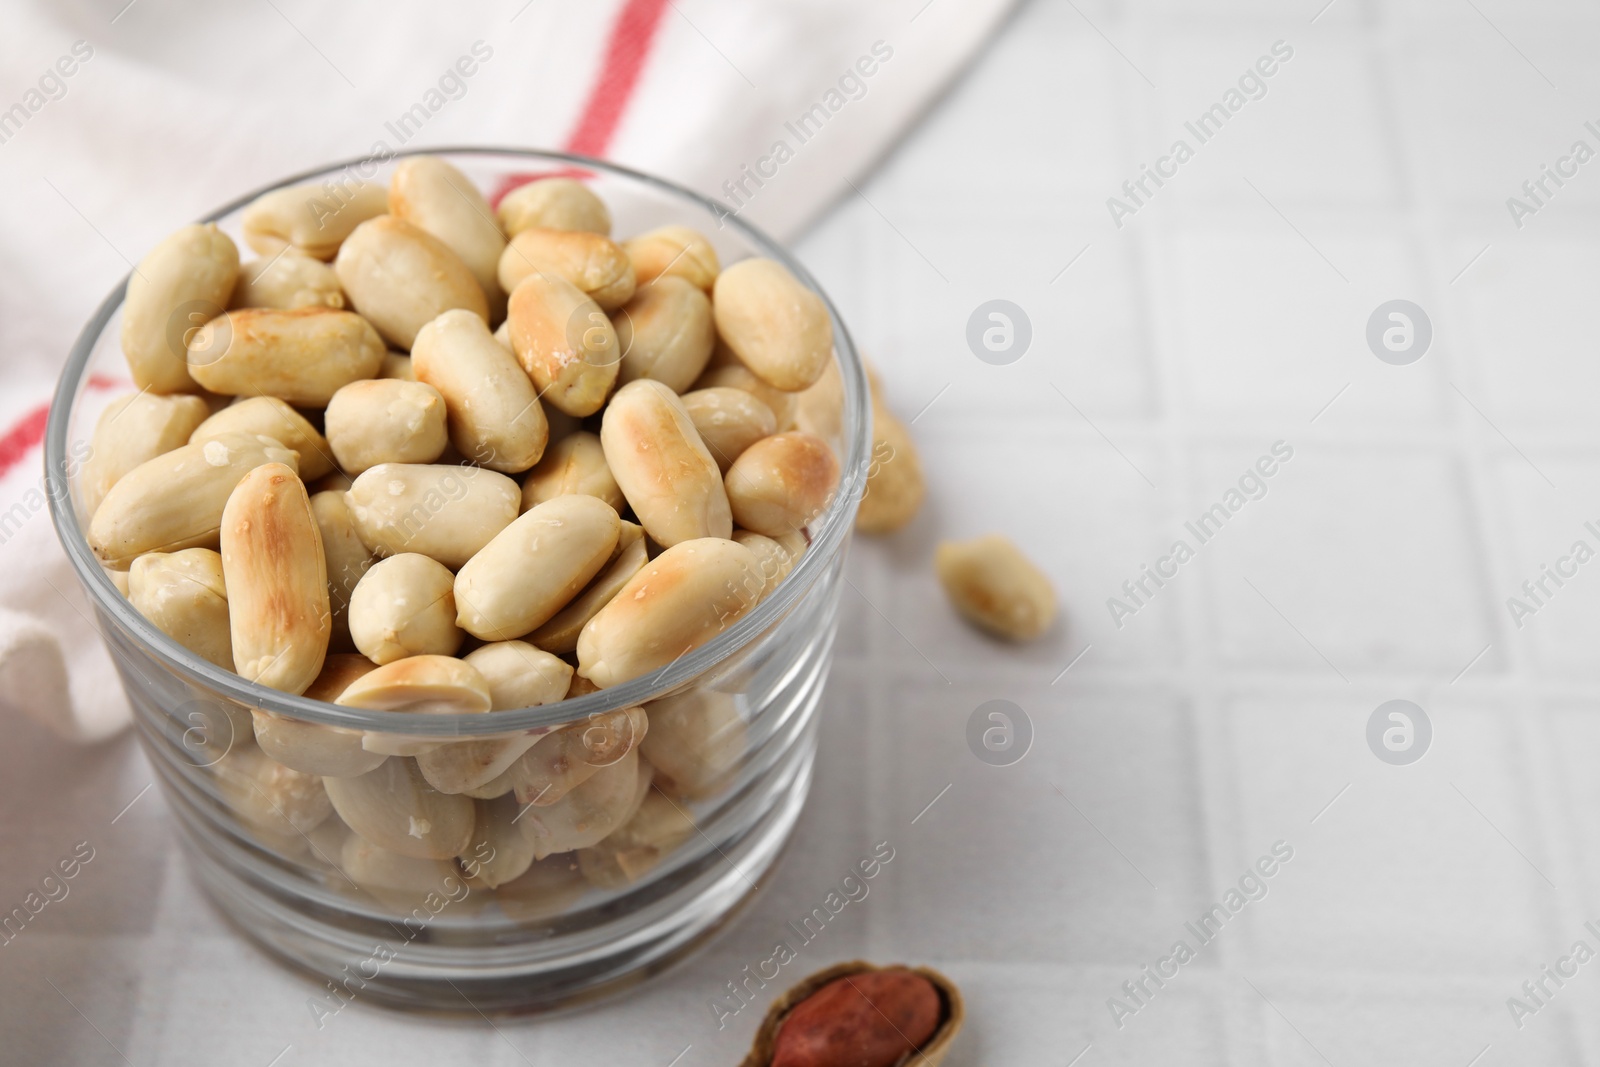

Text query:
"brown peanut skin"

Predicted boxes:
[[770, 970, 940, 1067]]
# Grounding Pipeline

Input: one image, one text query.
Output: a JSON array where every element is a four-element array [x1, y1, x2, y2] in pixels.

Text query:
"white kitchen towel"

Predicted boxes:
[[0, 0, 1016, 742]]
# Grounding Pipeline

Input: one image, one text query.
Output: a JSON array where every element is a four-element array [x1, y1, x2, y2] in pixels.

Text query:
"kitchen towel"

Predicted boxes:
[[0, 0, 1016, 741]]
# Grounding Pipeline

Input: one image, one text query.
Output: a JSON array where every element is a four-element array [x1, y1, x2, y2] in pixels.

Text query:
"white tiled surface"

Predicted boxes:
[[9, 0, 1600, 1064]]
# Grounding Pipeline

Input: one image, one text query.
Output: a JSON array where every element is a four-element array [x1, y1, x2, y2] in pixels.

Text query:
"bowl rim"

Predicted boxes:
[[44, 145, 870, 736]]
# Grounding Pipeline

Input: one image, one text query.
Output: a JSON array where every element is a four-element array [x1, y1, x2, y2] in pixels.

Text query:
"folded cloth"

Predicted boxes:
[[0, 0, 1015, 742]]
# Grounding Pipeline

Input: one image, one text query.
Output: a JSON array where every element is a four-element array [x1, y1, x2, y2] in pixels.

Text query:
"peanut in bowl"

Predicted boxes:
[[44, 147, 870, 1012]]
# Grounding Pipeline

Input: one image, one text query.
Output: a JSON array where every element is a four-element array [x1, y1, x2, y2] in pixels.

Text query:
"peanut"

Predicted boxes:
[[504, 706, 647, 806], [460, 794, 536, 889], [81, 392, 211, 517], [412, 309, 548, 474], [335, 654, 492, 757], [506, 273, 619, 417], [339, 833, 464, 911], [600, 379, 731, 547], [498, 228, 636, 310], [693, 361, 797, 432], [251, 654, 387, 778], [730, 530, 794, 600], [349, 553, 463, 664], [220, 462, 330, 694], [230, 253, 345, 311], [324, 756, 476, 860], [576, 790, 696, 888], [128, 547, 234, 671], [334, 215, 488, 350], [615, 276, 715, 392], [524, 521, 647, 654], [934, 534, 1056, 642], [518, 747, 648, 860], [576, 538, 763, 688], [324, 379, 449, 474], [497, 178, 611, 237], [121, 223, 240, 393], [724, 432, 839, 538], [186, 307, 386, 405], [713, 258, 831, 391], [190, 396, 335, 482], [346, 462, 520, 568], [310, 489, 375, 651], [622, 225, 719, 290], [379, 351, 415, 381], [389, 156, 508, 319], [681, 387, 776, 473], [89, 432, 298, 568], [240, 179, 389, 261], [214, 743, 332, 840], [520, 431, 623, 514], [640, 687, 744, 798], [856, 371, 925, 534], [769, 970, 942, 1067], [454, 494, 621, 641]]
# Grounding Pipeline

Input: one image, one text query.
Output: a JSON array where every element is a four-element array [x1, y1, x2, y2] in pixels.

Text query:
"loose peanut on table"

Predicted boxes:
[[934, 534, 1057, 642], [98, 161, 897, 908]]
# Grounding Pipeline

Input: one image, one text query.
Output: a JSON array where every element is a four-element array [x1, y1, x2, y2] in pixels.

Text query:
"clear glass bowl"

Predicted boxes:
[[44, 148, 869, 1012]]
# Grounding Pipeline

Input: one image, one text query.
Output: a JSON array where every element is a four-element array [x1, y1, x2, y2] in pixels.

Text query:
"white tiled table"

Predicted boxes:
[[8, 0, 1600, 1063]]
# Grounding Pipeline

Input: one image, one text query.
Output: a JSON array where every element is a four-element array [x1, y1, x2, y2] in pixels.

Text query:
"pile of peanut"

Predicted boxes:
[[84, 160, 880, 906]]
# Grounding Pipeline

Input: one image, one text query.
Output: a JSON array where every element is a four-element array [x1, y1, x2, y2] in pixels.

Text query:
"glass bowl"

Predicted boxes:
[[44, 147, 869, 1013]]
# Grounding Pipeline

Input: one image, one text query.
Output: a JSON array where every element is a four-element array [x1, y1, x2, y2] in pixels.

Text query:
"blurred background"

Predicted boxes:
[[5, 0, 1600, 1063]]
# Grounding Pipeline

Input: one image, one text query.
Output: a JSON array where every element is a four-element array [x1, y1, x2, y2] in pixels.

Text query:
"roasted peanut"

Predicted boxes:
[[186, 307, 386, 406], [413, 641, 571, 794], [506, 274, 619, 417], [81, 392, 211, 516], [454, 494, 621, 641], [519, 431, 623, 513], [324, 379, 449, 474], [498, 228, 636, 310], [230, 253, 345, 311], [504, 707, 647, 806], [519, 747, 648, 860], [309, 490, 375, 651], [349, 553, 463, 664], [340, 834, 465, 911], [730, 530, 795, 600], [856, 370, 925, 534], [613, 276, 715, 392], [190, 396, 335, 482], [793, 355, 844, 446], [128, 547, 233, 670], [622, 225, 719, 290], [693, 361, 797, 432], [89, 432, 298, 568], [221, 462, 330, 694], [577, 790, 696, 888], [389, 156, 507, 318], [336, 654, 492, 757], [214, 742, 332, 839], [495, 856, 588, 922], [934, 534, 1056, 642], [324, 756, 476, 860], [713, 258, 831, 392], [240, 179, 389, 261], [497, 178, 611, 237], [121, 223, 240, 393], [346, 462, 520, 568], [379, 351, 415, 380], [251, 654, 387, 778], [724, 432, 839, 538], [461, 794, 536, 889], [600, 379, 731, 546], [525, 522, 647, 654], [641, 687, 744, 798], [334, 215, 488, 349], [413, 309, 548, 473], [576, 538, 763, 688], [310, 469, 355, 494], [681, 387, 777, 473]]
